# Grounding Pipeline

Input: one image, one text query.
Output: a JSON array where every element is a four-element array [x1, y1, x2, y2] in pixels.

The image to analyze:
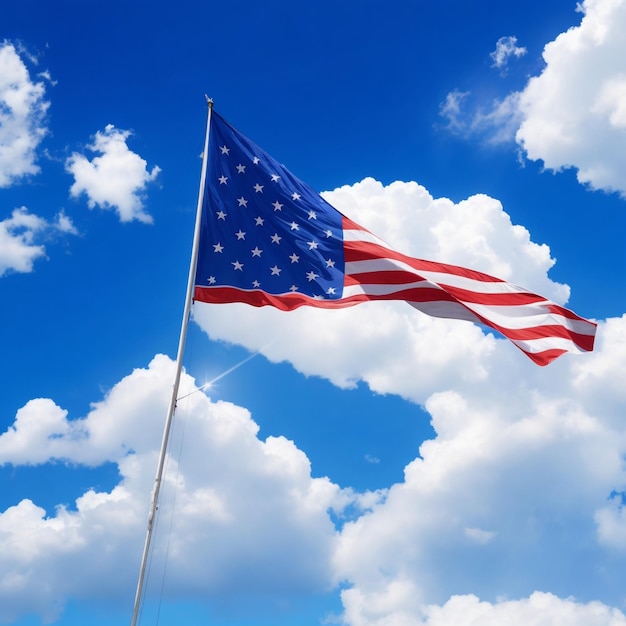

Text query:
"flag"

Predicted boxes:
[[194, 112, 596, 366]]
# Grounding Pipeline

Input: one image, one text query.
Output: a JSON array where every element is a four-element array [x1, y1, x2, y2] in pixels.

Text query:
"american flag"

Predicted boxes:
[[194, 112, 596, 366]]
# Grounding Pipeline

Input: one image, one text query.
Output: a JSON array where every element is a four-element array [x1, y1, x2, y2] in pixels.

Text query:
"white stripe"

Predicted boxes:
[[511, 335, 588, 355], [343, 226, 387, 246], [342, 280, 443, 298]]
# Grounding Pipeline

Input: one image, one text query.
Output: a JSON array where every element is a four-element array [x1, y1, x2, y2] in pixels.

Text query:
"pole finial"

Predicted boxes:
[[205, 95, 214, 109]]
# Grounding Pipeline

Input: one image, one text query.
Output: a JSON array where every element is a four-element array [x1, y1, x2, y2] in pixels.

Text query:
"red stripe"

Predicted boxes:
[[523, 348, 569, 367], [440, 284, 546, 306], [195, 285, 367, 311], [546, 302, 597, 324]]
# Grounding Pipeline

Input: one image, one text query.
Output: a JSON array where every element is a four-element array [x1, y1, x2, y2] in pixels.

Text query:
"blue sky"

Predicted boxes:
[[2, 1, 626, 625]]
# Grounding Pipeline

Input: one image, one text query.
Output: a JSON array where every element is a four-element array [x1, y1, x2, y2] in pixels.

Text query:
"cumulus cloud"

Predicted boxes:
[[66, 124, 160, 223], [0, 207, 77, 276], [0, 42, 49, 188], [516, 0, 626, 196], [490, 36, 527, 74], [0, 355, 359, 622], [333, 327, 626, 620], [193, 178, 572, 399]]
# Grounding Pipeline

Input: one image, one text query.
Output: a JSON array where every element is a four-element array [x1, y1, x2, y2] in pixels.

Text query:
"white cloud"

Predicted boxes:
[[0, 42, 49, 188], [66, 124, 160, 223], [340, 589, 626, 626], [0, 207, 78, 276], [490, 36, 527, 74], [331, 312, 626, 624], [333, 342, 626, 607], [0, 207, 47, 275], [516, 0, 626, 196], [420, 593, 626, 626], [0, 208, 45, 275], [464, 527, 496, 544], [0, 355, 355, 622], [193, 178, 571, 400], [53, 209, 78, 235]]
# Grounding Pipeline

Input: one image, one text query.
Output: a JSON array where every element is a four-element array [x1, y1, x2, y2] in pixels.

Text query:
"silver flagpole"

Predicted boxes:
[[130, 97, 214, 626]]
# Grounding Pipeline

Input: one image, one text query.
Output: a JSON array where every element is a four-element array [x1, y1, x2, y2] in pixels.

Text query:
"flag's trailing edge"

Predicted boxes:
[[194, 112, 596, 366]]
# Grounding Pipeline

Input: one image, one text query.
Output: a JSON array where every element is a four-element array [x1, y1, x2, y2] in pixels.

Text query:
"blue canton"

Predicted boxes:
[[195, 113, 345, 299]]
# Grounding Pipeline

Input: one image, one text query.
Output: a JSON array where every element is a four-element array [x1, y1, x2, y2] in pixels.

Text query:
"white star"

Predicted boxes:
[[219, 175, 228, 185], [291, 192, 301, 200], [236, 164, 246, 173], [271, 174, 281, 182], [289, 285, 298, 292], [251, 247, 262, 257], [252, 280, 261, 288], [270, 265, 282, 275], [307, 240, 319, 250], [326, 287, 336, 295], [254, 183, 264, 193], [325, 230, 333, 237], [213, 243, 224, 253], [306, 271, 318, 281], [289, 221, 299, 230], [289, 253, 300, 263], [232, 260, 244, 271], [235, 230, 246, 240], [208, 276, 216, 284], [325, 258, 335, 268], [308, 210, 317, 220], [272, 201, 283, 211], [271, 233, 282, 244], [220, 145, 230, 155], [237, 197, 248, 207], [255, 216, 264, 226], [253, 156, 260, 164], [216, 210, 227, 220]]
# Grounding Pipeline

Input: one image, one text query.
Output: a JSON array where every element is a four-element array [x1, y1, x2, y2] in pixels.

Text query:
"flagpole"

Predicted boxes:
[[130, 97, 214, 626]]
